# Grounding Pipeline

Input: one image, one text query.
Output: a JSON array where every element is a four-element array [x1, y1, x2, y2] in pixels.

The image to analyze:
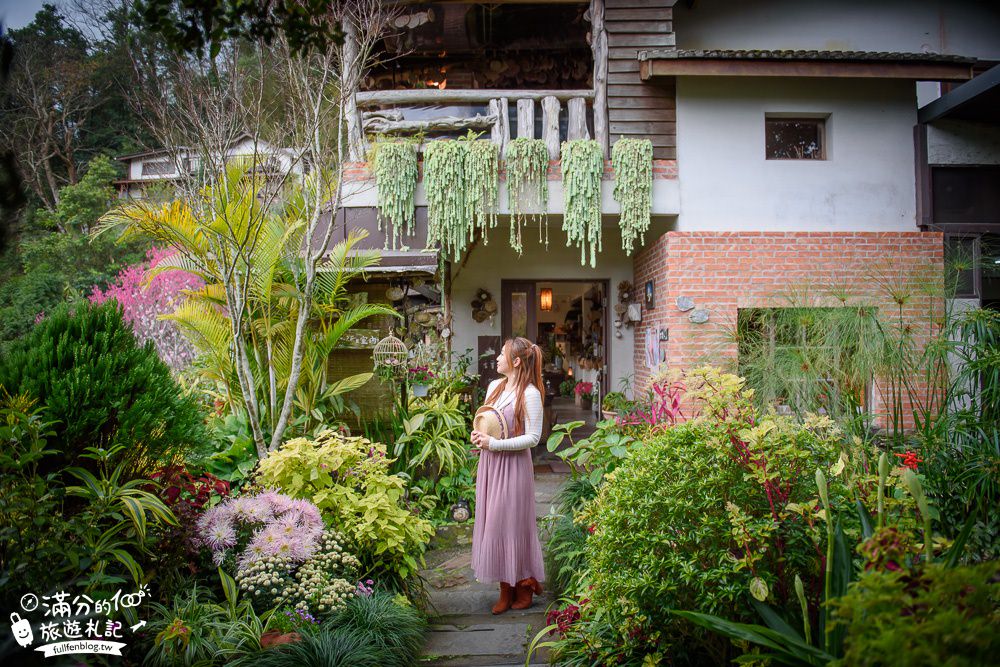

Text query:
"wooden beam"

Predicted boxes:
[[567, 98, 590, 141], [489, 98, 510, 152], [516, 99, 535, 139], [641, 58, 975, 81], [541, 96, 561, 159], [357, 88, 594, 107], [363, 114, 498, 134], [591, 0, 610, 157]]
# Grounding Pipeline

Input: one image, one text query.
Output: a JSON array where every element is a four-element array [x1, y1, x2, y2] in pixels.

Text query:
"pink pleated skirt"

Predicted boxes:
[[471, 448, 545, 584]]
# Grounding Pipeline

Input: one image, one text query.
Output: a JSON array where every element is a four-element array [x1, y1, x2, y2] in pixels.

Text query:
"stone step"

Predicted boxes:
[[421, 613, 552, 667], [427, 584, 556, 617]]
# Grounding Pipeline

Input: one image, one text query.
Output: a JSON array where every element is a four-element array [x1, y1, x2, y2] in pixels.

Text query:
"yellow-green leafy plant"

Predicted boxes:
[[372, 141, 418, 249], [256, 430, 434, 587], [505, 137, 549, 253], [611, 138, 652, 255], [561, 139, 604, 267]]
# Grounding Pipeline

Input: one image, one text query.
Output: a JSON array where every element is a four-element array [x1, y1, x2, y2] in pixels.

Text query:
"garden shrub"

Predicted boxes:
[[581, 387, 844, 663], [255, 431, 434, 588], [0, 301, 208, 479], [243, 627, 380, 667], [829, 561, 1000, 666], [326, 591, 427, 666]]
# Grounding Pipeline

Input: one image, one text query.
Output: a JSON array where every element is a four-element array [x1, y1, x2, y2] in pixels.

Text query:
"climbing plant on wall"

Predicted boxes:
[[612, 138, 653, 255], [372, 140, 418, 249], [561, 139, 604, 267], [505, 137, 549, 254], [465, 139, 499, 245], [424, 133, 500, 261]]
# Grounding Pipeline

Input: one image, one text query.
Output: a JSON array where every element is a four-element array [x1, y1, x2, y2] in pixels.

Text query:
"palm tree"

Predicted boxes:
[[98, 161, 398, 456]]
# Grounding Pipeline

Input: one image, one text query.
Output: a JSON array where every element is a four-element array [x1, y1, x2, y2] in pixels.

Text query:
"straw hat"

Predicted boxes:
[[473, 405, 509, 441]]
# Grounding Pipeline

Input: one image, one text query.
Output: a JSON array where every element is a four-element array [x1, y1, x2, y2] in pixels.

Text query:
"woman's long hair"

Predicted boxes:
[[485, 337, 544, 436]]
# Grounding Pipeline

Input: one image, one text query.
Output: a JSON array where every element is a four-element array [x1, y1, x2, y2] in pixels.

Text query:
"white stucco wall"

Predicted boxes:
[[449, 221, 636, 391], [928, 120, 1000, 165], [672, 0, 1000, 60], [675, 77, 919, 231]]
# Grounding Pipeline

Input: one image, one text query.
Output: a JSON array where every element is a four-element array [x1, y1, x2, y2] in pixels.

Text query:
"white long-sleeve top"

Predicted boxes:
[[483, 378, 543, 452]]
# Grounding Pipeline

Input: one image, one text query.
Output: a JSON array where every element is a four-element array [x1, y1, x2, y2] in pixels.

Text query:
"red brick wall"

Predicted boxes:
[[633, 231, 945, 424]]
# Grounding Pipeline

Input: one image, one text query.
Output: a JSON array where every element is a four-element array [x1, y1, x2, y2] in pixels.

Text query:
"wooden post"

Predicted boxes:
[[516, 99, 535, 140], [567, 98, 590, 141], [489, 98, 510, 152], [343, 19, 365, 161], [590, 0, 609, 157], [541, 96, 561, 160]]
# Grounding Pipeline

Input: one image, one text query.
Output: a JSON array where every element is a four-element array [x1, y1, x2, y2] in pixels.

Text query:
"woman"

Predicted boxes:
[[470, 337, 546, 614]]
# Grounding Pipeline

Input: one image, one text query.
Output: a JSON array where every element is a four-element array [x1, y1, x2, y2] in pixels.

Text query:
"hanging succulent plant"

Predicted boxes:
[[372, 140, 418, 249], [424, 134, 500, 261], [424, 138, 470, 261], [464, 139, 499, 246], [611, 138, 653, 255], [561, 139, 604, 267], [505, 137, 549, 254]]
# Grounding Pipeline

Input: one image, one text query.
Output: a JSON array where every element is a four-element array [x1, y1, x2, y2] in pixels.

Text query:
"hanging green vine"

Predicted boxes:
[[611, 138, 653, 256], [561, 139, 604, 267], [424, 133, 500, 261], [372, 140, 418, 249], [505, 137, 549, 254], [424, 138, 470, 261], [464, 139, 499, 245]]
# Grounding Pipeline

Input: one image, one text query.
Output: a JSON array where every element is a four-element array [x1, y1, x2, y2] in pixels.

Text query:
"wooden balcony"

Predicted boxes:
[[355, 88, 598, 159]]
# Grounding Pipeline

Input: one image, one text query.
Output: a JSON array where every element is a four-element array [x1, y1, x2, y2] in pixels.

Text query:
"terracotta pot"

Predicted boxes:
[[581, 397, 593, 411], [261, 631, 302, 649]]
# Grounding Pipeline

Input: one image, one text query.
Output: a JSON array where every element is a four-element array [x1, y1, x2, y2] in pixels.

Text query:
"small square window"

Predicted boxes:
[[765, 117, 826, 160]]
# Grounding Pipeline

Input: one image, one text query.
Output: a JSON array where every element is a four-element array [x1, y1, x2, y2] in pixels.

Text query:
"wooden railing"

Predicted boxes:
[[355, 89, 596, 159]]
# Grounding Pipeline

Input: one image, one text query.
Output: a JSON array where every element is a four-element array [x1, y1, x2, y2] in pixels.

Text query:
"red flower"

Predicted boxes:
[[587, 524, 596, 534], [894, 451, 923, 471]]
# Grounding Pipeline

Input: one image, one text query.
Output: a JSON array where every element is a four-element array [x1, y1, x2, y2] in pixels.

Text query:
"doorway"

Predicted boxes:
[[501, 279, 609, 433]]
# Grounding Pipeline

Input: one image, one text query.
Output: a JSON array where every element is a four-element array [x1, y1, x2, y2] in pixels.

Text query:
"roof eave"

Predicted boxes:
[[640, 57, 975, 81]]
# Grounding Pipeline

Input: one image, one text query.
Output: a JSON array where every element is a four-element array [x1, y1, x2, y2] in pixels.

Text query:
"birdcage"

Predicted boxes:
[[372, 334, 407, 370]]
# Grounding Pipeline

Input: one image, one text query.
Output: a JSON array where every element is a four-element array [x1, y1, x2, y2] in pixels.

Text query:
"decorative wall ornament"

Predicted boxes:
[[644, 279, 655, 310], [689, 309, 710, 324], [676, 296, 695, 312], [471, 288, 497, 325]]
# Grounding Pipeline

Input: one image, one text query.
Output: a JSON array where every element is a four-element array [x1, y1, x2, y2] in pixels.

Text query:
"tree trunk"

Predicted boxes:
[[590, 0, 610, 157]]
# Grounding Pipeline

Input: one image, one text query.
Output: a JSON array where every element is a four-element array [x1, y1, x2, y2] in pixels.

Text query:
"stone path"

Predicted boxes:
[[418, 465, 569, 666]]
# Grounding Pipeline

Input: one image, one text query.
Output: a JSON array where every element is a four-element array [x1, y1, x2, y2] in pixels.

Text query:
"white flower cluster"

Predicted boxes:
[[236, 530, 360, 615]]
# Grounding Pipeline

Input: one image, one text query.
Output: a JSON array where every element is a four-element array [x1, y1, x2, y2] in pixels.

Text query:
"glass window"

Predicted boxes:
[[765, 117, 826, 160]]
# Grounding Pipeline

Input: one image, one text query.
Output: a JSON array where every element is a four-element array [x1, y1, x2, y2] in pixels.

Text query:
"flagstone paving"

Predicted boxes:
[[419, 464, 567, 667]]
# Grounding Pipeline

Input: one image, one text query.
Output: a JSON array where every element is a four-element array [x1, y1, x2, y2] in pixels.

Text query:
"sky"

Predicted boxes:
[[1, 0, 56, 31]]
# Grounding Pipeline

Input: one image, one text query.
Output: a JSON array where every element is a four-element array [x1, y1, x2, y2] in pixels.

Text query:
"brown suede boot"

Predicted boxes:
[[491, 582, 514, 615], [511, 577, 543, 610]]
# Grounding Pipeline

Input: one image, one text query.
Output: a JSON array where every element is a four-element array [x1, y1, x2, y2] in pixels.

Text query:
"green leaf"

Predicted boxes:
[[546, 432, 566, 452], [111, 549, 142, 586], [855, 499, 874, 540], [219, 567, 239, 613], [119, 495, 147, 541]]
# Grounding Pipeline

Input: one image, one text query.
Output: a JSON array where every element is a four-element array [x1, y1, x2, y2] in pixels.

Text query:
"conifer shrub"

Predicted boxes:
[[0, 301, 207, 478]]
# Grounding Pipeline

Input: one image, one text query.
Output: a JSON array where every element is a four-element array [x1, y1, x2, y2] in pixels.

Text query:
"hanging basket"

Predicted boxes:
[[373, 334, 408, 370]]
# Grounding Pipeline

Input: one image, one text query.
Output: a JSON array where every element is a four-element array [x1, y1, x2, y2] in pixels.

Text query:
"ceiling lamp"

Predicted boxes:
[[540, 287, 553, 311]]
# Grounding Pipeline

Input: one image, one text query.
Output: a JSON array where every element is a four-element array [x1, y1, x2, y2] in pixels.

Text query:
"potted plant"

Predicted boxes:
[[601, 391, 626, 420], [575, 381, 594, 410], [559, 379, 577, 398], [408, 365, 434, 397], [261, 607, 317, 648]]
